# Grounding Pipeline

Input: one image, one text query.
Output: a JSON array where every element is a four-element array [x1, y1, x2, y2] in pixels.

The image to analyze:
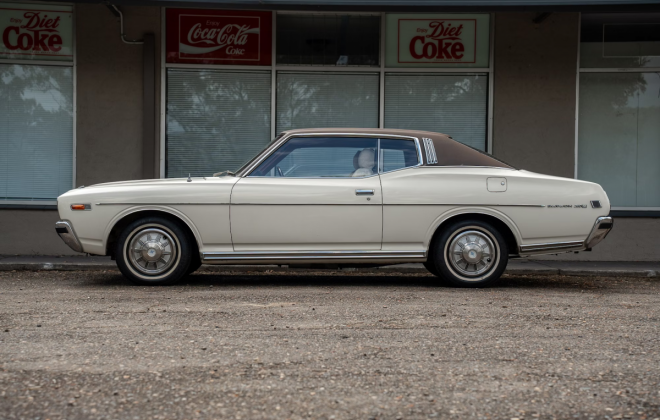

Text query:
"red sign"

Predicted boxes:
[[0, 3, 73, 61], [398, 19, 476, 64], [166, 9, 271, 65]]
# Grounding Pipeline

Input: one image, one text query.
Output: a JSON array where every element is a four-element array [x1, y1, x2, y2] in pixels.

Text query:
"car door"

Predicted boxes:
[[230, 136, 383, 251]]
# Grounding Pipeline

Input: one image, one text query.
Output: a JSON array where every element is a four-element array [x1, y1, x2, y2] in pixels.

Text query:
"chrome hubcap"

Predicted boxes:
[[127, 227, 177, 275], [448, 229, 496, 277]]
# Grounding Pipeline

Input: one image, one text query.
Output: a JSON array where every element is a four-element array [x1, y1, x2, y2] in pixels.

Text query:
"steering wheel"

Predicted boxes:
[[276, 166, 284, 177]]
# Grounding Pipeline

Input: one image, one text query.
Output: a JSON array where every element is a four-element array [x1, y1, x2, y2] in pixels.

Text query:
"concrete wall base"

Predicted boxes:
[[0, 210, 78, 256]]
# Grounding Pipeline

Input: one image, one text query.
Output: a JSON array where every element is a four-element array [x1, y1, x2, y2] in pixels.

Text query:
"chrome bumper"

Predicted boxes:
[[585, 216, 613, 250], [55, 220, 83, 253], [519, 216, 613, 256]]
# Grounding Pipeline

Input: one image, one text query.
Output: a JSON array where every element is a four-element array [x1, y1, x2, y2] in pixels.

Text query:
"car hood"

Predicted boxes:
[[57, 176, 240, 204]]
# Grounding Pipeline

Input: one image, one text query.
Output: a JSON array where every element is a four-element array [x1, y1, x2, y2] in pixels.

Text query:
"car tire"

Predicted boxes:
[[430, 219, 508, 288], [187, 255, 202, 276], [423, 260, 441, 277], [116, 216, 193, 286]]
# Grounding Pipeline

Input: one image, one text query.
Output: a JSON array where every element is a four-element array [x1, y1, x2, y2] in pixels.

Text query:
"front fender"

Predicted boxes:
[[103, 205, 205, 255]]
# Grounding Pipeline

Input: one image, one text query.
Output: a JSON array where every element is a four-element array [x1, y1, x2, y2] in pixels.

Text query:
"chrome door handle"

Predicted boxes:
[[355, 189, 375, 196]]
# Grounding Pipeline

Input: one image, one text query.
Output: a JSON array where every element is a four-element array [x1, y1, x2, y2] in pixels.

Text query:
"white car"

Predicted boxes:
[[56, 128, 613, 287]]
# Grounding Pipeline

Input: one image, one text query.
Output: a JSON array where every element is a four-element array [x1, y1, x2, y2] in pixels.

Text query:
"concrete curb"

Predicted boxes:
[[0, 260, 658, 278]]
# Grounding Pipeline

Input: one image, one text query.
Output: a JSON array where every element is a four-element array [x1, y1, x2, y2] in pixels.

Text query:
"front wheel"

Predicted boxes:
[[116, 216, 194, 286], [429, 220, 508, 288]]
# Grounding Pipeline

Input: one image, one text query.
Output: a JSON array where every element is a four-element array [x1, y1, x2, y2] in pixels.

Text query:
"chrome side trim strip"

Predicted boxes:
[[55, 220, 83, 253], [95, 203, 229, 206], [229, 203, 545, 207], [96, 202, 545, 207], [231, 203, 380, 206], [202, 250, 427, 262], [422, 138, 438, 164], [383, 203, 546, 207], [520, 241, 584, 253]]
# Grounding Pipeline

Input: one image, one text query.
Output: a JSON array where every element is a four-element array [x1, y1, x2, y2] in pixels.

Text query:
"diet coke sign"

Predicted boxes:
[[166, 9, 271, 65], [0, 3, 73, 61], [386, 14, 490, 68]]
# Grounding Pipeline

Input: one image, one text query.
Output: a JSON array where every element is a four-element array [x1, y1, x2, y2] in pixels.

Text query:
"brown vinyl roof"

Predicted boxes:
[[280, 128, 514, 169]]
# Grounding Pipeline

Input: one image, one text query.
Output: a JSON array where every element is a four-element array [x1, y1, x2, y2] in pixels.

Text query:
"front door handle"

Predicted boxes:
[[355, 189, 375, 196]]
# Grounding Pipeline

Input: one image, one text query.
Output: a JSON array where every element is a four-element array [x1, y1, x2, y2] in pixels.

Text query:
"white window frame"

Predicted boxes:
[[160, 8, 494, 177], [0, 0, 76, 207], [575, 12, 660, 212]]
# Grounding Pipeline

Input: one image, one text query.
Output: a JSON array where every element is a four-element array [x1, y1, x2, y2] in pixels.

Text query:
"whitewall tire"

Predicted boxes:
[[429, 219, 508, 287], [115, 216, 194, 286]]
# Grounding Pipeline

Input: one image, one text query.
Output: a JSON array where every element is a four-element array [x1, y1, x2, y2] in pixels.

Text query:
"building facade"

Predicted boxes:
[[1, 0, 659, 260]]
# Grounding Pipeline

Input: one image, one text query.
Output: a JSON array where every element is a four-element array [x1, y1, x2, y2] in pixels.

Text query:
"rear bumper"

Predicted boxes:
[[55, 220, 83, 253], [519, 216, 613, 256], [585, 216, 613, 250]]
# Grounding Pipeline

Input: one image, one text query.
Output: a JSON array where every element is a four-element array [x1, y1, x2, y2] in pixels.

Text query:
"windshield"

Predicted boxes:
[[232, 134, 283, 176]]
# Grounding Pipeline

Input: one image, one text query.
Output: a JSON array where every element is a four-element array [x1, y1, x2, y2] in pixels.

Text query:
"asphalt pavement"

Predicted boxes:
[[1, 269, 660, 420]]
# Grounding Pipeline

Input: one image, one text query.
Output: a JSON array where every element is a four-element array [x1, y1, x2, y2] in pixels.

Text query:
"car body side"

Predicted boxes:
[[56, 129, 611, 262]]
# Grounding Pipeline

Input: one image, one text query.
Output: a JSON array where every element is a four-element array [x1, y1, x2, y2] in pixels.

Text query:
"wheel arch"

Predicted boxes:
[[104, 207, 202, 258], [426, 209, 522, 257]]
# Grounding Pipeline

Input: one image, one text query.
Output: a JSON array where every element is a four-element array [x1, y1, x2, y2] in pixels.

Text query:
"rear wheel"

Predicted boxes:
[[116, 216, 193, 286], [429, 219, 508, 288]]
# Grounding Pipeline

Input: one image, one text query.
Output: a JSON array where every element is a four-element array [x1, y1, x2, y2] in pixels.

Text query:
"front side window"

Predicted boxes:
[[249, 137, 378, 178], [379, 139, 419, 172]]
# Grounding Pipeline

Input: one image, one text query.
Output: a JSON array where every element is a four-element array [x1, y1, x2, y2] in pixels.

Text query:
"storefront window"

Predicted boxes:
[[0, 64, 73, 201], [164, 9, 492, 177], [384, 74, 488, 150], [578, 13, 660, 209], [0, 2, 74, 203], [166, 70, 271, 177], [579, 73, 660, 207], [276, 72, 379, 133], [276, 14, 380, 66]]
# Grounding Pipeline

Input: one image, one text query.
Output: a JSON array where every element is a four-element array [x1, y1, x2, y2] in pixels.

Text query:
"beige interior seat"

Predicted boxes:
[[351, 148, 376, 177]]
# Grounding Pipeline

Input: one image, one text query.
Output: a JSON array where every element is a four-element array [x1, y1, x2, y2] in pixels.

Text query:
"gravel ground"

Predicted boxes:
[[1, 269, 659, 420]]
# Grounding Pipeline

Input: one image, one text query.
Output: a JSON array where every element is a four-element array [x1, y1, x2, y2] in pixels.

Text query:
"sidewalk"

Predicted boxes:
[[0, 255, 658, 277]]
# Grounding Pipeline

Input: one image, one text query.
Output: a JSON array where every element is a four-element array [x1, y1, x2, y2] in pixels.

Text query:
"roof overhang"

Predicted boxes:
[[39, 0, 660, 12]]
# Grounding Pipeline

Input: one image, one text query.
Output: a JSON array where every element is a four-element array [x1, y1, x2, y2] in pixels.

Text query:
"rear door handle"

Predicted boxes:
[[355, 189, 375, 196]]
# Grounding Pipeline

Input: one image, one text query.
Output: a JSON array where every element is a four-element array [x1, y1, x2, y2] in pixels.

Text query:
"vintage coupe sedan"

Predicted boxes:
[[56, 128, 613, 287]]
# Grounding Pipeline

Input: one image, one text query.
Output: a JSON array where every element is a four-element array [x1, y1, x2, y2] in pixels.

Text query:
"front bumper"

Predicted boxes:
[[55, 220, 83, 253], [585, 216, 613, 250]]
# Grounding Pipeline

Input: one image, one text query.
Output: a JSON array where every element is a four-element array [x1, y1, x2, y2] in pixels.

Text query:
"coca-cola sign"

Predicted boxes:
[[0, 3, 73, 61], [166, 9, 271, 65], [386, 14, 490, 68]]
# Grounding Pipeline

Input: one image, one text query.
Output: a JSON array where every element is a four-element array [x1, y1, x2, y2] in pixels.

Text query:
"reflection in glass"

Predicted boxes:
[[0, 64, 73, 201], [580, 13, 660, 68], [276, 72, 379, 133], [380, 139, 419, 172], [166, 70, 271, 177], [251, 137, 378, 178], [276, 14, 380, 66], [384, 74, 488, 150], [578, 73, 660, 207]]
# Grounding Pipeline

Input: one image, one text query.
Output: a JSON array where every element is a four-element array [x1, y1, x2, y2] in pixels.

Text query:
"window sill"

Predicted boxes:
[[610, 210, 660, 218], [0, 202, 57, 210]]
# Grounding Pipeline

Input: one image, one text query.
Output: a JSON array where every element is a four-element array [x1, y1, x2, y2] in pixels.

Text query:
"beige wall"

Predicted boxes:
[[492, 12, 579, 178], [76, 4, 160, 187]]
